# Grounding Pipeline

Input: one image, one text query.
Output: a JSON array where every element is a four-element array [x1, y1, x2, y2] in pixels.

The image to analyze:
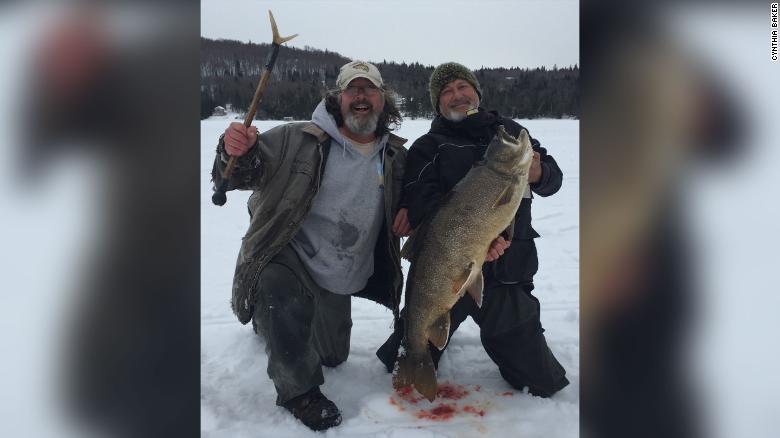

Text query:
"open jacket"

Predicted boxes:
[[212, 121, 407, 324]]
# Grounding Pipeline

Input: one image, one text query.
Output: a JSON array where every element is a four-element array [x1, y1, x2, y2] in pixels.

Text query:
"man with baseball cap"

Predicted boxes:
[[212, 60, 410, 431], [376, 62, 570, 398]]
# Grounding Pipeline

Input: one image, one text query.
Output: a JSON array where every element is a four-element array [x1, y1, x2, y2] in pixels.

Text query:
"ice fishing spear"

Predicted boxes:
[[212, 10, 298, 206]]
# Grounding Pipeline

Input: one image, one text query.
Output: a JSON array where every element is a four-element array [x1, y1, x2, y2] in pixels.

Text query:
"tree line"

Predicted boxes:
[[201, 38, 579, 120]]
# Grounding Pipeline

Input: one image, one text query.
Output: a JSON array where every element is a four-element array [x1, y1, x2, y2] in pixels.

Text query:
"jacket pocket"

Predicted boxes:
[[282, 159, 315, 202]]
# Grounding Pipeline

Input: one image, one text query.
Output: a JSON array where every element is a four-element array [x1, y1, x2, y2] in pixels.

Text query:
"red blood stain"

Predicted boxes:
[[397, 386, 413, 397], [436, 383, 469, 400], [391, 383, 490, 421], [389, 396, 406, 411], [463, 405, 486, 417], [395, 386, 424, 405], [502, 391, 514, 396], [415, 404, 456, 421]]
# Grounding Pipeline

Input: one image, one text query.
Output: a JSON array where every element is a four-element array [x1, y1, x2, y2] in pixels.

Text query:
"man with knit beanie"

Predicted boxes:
[[377, 62, 570, 398]]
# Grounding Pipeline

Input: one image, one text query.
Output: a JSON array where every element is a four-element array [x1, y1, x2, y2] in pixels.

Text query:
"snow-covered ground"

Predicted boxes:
[[201, 116, 579, 437]]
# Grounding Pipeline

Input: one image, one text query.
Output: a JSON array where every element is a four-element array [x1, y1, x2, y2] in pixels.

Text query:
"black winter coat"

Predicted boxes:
[[401, 109, 563, 285]]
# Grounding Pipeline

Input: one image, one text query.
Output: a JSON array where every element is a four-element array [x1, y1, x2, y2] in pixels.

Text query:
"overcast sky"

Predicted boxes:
[[201, 0, 578, 70]]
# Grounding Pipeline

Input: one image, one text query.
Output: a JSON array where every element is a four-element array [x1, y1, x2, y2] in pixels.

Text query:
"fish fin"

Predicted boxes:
[[493, 185, 516, 208], [452, 261, 482, 297], [393, 351, 438, 402], [451, 262, 473, 295], [467, 271, 484, 308], [427, 313, 451, 350]]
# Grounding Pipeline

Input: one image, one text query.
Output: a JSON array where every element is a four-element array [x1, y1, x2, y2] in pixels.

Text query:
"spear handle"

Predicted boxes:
[[212, 11, 297, 206]]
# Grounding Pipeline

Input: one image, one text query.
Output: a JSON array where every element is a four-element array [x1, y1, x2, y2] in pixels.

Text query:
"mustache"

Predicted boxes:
[[350, 101, 374, 111], [449, 97, 473, 108]]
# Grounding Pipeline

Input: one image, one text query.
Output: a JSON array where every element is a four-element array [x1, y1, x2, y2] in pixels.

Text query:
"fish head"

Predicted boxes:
[[485, 126, 534, 176]]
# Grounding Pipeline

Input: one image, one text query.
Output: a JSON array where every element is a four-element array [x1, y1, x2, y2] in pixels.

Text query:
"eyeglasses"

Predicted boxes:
[[343, 85, 383, 97]]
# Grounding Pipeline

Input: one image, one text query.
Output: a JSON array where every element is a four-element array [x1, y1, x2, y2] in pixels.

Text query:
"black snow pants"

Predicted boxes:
[[251, 245, 352, 405]]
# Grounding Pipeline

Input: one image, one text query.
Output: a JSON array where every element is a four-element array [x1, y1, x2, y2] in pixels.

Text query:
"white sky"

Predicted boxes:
[[200, 0, 579, 70]]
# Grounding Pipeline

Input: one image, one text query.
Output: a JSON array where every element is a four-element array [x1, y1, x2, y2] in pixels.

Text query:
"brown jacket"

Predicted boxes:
[[212, 122, 407, 324]]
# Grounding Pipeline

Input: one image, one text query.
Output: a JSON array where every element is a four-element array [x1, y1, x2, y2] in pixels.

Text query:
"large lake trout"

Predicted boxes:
[[393, 126, 534, 401]]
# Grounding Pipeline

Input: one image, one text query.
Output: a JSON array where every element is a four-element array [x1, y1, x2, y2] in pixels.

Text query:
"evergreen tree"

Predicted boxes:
[[200, 38, 578, 120]]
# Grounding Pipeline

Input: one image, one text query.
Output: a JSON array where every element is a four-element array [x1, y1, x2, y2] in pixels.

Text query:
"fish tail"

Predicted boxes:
[[392, 351, 438, 402]]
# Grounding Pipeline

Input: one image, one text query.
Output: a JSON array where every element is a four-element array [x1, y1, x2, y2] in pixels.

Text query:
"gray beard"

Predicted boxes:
[[442, 97, 479, 122], [442, 109, 467, 122], [344, 111, 380, 135]]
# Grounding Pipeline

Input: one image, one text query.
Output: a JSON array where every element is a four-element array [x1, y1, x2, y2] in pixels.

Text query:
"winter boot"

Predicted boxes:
[[281, 386, 342, 431]]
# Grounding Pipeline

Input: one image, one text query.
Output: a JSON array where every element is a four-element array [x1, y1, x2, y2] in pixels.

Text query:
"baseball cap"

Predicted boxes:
[[336, 60, 384, 90]]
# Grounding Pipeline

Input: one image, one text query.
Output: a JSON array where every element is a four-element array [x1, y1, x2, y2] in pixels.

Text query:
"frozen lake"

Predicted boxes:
[[200, 116, 579, 437]]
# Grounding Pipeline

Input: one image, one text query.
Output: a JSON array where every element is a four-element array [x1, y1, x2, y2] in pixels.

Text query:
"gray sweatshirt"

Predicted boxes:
[[289, 100, 387, 294]]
